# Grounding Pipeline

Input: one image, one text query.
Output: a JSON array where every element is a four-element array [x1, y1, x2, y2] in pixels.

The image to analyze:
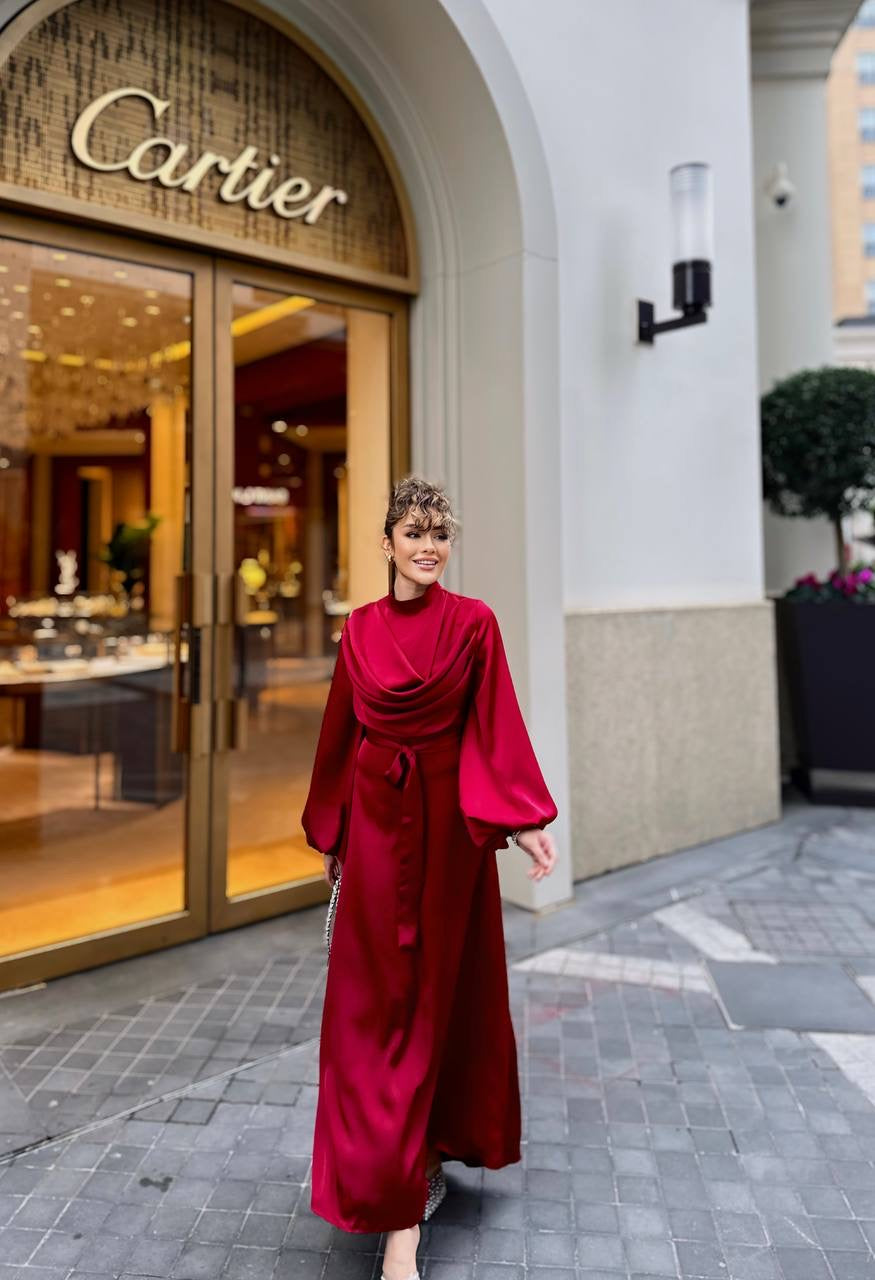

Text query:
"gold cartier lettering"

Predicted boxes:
[[272, 177, 312, 217], [69, 87, 349, 223], [216, 146, 261, 202], [127, 137, 179, 181], [177, 152, 225, 193]]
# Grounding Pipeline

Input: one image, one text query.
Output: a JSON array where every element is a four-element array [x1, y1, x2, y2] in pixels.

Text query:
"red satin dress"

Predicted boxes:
[[301, 579, 558, 1233]]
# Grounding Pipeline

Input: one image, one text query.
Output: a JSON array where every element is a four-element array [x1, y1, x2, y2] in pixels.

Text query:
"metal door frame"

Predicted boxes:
[[0, 213, 215, 991], [209, 257, 409, 932]]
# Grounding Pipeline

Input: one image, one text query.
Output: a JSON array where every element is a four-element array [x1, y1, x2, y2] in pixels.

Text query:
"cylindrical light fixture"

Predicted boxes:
[[670, 162, 713, 315], [637, 161, 714, 344]]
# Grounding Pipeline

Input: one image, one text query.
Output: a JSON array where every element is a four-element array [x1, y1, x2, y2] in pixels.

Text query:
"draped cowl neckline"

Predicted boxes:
[[373, 579, 449, 686], [343, 579, 477, 736]]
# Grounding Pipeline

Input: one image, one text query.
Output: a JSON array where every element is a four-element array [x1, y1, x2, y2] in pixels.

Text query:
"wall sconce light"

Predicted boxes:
[[637, 162, 713, 344]]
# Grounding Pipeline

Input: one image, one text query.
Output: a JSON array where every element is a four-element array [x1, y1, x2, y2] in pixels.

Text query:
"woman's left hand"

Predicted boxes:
[[515, 828, 558, 880]]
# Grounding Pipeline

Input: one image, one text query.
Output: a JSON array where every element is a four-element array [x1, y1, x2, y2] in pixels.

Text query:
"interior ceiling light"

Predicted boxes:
[[137, 295, 313, 370], [144, 289, 159, 299], [145, 305, 160, 315], [51, 252, 68, 261], [54, 278, 71, 287], [232, 294, 315, 337], [113, 270, 128, 280], [160, 339, 191, 364], [21, 349, 48, 362], [58, 354, 86, 367], [60, 307, 76, 317], [122, 317, 138, 327], [12, 284, 28, 293]]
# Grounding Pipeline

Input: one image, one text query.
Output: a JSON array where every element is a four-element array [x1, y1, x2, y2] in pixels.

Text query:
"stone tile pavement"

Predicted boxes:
[[2, 798, 875, 1279]]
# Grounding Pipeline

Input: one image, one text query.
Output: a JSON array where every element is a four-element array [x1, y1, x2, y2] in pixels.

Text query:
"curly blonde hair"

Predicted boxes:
[[384, 475, 460, 544]]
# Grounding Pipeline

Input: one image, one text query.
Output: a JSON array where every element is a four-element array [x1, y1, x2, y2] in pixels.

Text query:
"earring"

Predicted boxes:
[[385, 552, 394, 562]]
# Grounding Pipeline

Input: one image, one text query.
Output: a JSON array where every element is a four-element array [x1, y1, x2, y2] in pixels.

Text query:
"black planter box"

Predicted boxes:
[[775, 598, 875, 805]]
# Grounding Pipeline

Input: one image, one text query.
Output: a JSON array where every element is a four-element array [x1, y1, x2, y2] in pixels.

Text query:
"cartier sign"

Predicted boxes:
[[0, 0, 411, 286], [71, 87, 349, 225]]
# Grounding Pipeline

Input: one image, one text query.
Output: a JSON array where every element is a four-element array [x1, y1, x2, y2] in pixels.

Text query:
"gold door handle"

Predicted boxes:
[[171, 572, 212, 756], [171, 573, 192, 754], [214, 571, 249, 752]]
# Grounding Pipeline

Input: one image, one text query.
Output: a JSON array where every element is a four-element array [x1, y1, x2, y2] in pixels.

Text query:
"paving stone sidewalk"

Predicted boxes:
[[3, 799, 875, 1279]]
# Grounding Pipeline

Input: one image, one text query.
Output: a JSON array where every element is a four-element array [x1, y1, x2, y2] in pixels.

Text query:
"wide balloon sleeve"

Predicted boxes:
[[300, 628, 363, 862], [459, 603, 558, 850]]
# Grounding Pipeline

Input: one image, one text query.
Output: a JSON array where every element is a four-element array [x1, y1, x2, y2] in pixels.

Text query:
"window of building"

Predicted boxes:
[[859, 0, 875, 26], [859, 51, 875, 82], [866, 280, 875, 314], [861, 107, 875, 142], [864, 166, 875, 199], [864, 223, 875, 256]]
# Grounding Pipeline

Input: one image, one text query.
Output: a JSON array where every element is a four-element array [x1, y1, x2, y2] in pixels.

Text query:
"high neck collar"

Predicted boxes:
[[384, 579, 443, 613]]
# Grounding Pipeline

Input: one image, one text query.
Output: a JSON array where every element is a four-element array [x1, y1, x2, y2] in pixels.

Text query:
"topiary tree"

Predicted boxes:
[[761, 365, 875, 573]]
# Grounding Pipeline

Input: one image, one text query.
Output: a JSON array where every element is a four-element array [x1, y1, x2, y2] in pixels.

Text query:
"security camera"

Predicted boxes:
[[764, 162, 796, 208]]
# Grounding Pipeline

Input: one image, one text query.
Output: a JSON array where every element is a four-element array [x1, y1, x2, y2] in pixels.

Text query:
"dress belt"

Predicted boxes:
[[363, 726, 462, 951]]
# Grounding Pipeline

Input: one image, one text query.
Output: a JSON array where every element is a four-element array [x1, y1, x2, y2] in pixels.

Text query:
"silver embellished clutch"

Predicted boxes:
[[324, 869, 342, 959]]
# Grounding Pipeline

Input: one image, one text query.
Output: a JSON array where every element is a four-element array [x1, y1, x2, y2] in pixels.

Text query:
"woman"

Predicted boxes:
[[301, 476, 559, 1280]]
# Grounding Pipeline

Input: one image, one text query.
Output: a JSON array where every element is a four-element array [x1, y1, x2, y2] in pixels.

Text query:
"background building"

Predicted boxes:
[[0, 0, 862, 992], [829, 0, 875, 322], [756, 1, 875, 592]]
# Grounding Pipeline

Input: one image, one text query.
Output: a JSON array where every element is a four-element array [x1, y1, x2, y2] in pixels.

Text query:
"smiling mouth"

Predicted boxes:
[[413, 560, 437, 567]]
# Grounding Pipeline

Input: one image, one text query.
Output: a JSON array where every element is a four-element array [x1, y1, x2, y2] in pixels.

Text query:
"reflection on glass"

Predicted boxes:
[[0, 239, 192, 955], [226, 284, 390, 898]]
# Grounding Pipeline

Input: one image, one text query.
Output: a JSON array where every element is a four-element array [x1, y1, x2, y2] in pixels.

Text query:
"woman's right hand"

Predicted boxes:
[[323, 854, 340, 887]]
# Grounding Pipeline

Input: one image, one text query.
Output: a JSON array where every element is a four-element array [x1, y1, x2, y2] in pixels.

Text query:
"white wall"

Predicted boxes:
[[481, 0, 765, 611], [752, 75, 839, 593], [752, 78, 834, 386]]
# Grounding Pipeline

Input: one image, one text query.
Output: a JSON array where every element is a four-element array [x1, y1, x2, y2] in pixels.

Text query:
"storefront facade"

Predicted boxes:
[[2, 0, 803, 993], [0, 0, 423, 989]]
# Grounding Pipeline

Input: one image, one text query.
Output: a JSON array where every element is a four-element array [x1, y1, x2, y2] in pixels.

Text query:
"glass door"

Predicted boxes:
[[0, 217, 213, 990], [210, 261, 408, 929]]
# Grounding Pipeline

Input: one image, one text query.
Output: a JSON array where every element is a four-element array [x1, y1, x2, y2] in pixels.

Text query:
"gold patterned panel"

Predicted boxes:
[[0, 0, 412, 288]]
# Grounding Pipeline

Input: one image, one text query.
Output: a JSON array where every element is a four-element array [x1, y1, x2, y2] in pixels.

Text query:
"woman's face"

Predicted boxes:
[[383, 506, 452, 589]]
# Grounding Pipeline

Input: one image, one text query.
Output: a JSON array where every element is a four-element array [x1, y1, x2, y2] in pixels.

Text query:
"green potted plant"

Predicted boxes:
[[97, 514, 161, 596], [762, 365, 875, 803]]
